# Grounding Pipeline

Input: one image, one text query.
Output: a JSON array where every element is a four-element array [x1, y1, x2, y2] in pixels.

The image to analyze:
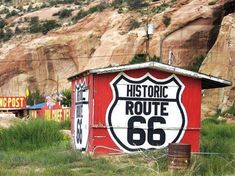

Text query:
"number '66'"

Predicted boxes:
[[127, 116, 166, 146]]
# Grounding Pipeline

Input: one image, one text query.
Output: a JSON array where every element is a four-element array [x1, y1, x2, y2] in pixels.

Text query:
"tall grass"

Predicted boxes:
[[197, 118, 235, 175], [59, 119, 71, 130], [201, 118, 235, 153], [0, 116, 234, 175], [0, 119, 63, 151]]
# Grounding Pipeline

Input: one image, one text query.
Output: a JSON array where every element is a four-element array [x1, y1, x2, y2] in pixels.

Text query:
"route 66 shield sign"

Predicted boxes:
[[106, 73, 187, 153]]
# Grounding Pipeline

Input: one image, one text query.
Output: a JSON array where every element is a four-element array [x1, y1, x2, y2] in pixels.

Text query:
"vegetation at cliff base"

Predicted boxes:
[[129, 54, 160, 64], [186, 55, 205, 72]]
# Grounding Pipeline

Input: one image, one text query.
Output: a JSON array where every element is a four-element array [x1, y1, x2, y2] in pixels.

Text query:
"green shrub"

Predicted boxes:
[[0, 119, 63, 151], [14, 26, 22, 34], [221, 106, 235, 116], [73, 2, 108, 23], [26, 88, 45, 106], [186, 55, 205, 72], [41, 20, 60, 34], [127, 0, 143, 9], [129, 54, 146, 64], [5, 10, 18, 18], [162, 15, 171, 27], [0, 18, 6, 29], [154, 2, 169, 14], [128, 19, 140, 31], [111, 0, 123, 8], [59, 120, 71, 130], [29, 16, 41, 33], [0, 28, 13, 41], [49, 0, 74, 6], [89, 2, 108, 13], [55, 8, 72, 18], [61, 89, 71, 107], [28, 17, 60, 34], [129, 54, 160, 64], [72, 10, 89, 22]]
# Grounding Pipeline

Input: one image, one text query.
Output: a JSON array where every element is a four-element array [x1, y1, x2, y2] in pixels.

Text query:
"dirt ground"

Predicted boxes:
[[0, 117, 20, 128]]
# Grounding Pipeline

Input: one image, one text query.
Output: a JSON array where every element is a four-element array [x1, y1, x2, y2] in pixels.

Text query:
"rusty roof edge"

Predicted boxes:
[[68, 62, 232, 87]]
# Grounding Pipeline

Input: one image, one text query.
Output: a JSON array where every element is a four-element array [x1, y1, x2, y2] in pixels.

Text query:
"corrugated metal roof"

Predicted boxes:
[[68, 62, 231, 89], [27, 103, 45, 110]]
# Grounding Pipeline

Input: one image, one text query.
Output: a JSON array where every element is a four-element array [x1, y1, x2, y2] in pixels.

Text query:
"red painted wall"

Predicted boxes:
[[71, 68, 201, 155]]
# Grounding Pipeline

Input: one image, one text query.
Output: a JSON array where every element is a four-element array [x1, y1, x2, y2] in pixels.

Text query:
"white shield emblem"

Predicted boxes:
[[106, 73, 187, 153]]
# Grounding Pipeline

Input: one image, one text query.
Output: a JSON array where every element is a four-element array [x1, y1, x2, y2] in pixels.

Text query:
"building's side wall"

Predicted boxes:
[[92, 68, 201, 154]]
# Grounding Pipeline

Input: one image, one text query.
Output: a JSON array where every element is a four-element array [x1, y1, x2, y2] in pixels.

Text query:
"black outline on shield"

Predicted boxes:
[[107, 74, 186, 152]]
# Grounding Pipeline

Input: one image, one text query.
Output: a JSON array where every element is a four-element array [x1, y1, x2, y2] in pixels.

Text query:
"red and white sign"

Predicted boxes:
[[106, 73, 187, 152], [0, 96, 26, 109]]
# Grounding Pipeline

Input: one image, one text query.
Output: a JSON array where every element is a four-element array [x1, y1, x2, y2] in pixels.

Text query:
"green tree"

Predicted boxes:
[[26, 89, 45, 105], [29, 16, 42, 33], [162, 15, 171, 27], [60, 89, 71, 107], [58, 9, 72, 18], [41, 20, 60, 34]]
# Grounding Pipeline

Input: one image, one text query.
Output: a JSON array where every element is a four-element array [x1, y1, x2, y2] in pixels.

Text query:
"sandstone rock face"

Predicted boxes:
[[0, 0, 234, 98], [200, 13, 235, 118]]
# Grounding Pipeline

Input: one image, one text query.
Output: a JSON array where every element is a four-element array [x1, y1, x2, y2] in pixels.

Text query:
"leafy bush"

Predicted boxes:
[[54, 8, 72, 18], [89, 1, 108, 13], [0, 28, 13, 41], [29, 16, 41, 33], [72, 10, 89, 22], [111, 0, 123, 8], [128, 19, 140, 31], [59, 120, 71, 130], [73, 2, 108, 22], [221, 106, 235, 116], [150, 55, 160, 62], [61, 89, 71, 107], [186, 55, 205, 72], [129, 54, 146, 64], [26, 88, 45, 105], [49, 0, 74, 6], [0, 119, 63, 151], [162, 15, 171, 27], [14, 26, 22, 34], [129, 54, 160, 64], [0, 18, 6, 28], [5, 10, 18, 18], [41, 20, 60, 34], [29, 17, 60, 34], [127, 0, 143, 9], [154, 2, 169, 14]]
